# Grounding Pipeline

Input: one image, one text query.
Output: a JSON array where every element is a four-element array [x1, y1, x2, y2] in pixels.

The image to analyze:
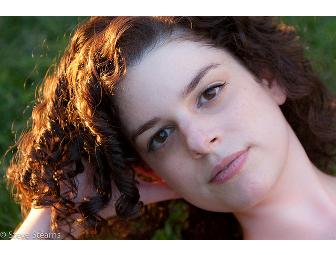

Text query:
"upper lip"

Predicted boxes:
[[209, 148, 249, 183]]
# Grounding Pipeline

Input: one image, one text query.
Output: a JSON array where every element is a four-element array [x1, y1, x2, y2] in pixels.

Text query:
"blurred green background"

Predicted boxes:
[[0, 17, 335, 240]]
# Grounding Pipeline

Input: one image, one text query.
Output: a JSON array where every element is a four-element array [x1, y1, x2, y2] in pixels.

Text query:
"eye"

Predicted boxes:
[[197, 82, 226, 107], [148, 126, 175, 152]]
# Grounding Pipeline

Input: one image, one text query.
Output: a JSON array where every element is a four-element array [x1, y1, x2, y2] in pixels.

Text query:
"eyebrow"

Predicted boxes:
[[130, 63, 221, 143]]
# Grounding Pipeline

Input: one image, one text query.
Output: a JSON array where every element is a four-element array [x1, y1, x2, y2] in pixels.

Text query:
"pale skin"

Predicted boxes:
[[115, 39, 336, 239], [14, 38, 336, 240]]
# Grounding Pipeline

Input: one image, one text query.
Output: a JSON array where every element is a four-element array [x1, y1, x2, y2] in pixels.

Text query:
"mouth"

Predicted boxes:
[[209, 147, 249, 184]]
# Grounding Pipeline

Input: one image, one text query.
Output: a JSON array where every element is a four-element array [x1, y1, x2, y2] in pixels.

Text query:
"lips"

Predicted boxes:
[[209, 148, 249, 184]]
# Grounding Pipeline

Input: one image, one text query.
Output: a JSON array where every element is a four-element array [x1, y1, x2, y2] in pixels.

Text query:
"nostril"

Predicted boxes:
[[210, 137, 217, 143]]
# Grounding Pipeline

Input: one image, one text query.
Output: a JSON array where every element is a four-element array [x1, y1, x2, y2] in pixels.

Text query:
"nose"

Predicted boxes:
[[179, 120, 220, 159]]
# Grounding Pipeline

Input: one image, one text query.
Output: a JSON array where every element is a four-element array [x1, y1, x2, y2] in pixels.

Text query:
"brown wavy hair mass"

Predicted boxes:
[[6, 17, 336, 239]]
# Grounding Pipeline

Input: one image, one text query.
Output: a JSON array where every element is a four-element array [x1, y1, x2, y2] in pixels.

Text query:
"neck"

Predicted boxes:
[[234, 127, 336, 239]]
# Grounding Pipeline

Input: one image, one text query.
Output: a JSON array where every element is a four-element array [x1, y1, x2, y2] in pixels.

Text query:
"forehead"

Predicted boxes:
[[119, 40, 235, 92], [115, 40, 237, 135]]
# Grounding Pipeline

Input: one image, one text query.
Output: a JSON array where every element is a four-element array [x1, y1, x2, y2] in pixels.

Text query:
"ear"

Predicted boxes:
[[261, 78, 286, 105], [133, 165, 166, 184]]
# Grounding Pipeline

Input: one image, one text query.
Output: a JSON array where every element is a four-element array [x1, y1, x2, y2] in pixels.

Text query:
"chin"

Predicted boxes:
[[213, 175, 280, 213], [232, 173, 281, 212]]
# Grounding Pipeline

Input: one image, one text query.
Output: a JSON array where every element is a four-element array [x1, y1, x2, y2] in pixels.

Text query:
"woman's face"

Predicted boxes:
[[115, 39, 290, 213]]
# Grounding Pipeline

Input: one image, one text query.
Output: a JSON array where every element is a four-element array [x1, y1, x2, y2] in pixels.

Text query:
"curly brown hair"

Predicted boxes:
[[5, 17, 336, 239]]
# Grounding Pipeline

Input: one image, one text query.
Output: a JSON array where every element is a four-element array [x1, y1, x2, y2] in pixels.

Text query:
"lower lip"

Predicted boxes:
[[210, 149, 249, 184]]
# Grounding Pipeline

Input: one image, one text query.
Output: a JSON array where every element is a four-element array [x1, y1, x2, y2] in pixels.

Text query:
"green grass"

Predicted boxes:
[[0, 17, 335, 240], [281, 17, 336, 92]]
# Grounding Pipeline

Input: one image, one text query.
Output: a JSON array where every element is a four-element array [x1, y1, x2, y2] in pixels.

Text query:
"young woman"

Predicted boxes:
[[6, 16, 336, 239]]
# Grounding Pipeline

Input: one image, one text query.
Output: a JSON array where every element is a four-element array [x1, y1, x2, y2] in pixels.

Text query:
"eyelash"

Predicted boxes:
[[147, 82, 227, 153]]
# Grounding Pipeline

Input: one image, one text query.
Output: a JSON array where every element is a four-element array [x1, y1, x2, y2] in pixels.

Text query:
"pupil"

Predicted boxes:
[[156, 130, 167, 143], [204, 88, 216, 100]]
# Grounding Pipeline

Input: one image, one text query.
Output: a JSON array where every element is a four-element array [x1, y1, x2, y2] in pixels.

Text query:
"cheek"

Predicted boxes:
[[253, 106, 290, 171], [234, 84, 290, 158], [142, 149, 196, 189], [215, 89, 290, 209]]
